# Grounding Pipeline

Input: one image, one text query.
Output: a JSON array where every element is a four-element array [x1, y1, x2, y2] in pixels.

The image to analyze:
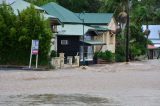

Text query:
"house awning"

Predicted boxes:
[[91, 26, 111, 31], [80, 40, 106, 45], [87, 26, 111, 36]]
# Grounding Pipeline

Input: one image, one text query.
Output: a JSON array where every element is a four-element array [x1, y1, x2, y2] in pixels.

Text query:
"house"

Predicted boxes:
[[41, 2, 83, 60], [41, 2, 117, 64], [74, 13, 116, 63], [75, 13, 116, 52], [143, 25, 160, 59]]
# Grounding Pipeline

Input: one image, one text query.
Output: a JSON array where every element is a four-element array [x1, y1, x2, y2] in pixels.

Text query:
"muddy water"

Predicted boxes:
[[0, 94, 121, 106]]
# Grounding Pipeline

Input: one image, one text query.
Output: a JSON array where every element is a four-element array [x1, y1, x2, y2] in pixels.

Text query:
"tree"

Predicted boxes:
[[129, 23, 147, 59], [0, 3, 17, 64], [57, 0, 102, 12], [0, 4, 52, 65], [25, 0, 102, 12], [15, 5, 52, 65], [25, 0, 57, 6], [99, 0, 157, 20], [99, 0, 129, 18], [99, 0, 158, 61]]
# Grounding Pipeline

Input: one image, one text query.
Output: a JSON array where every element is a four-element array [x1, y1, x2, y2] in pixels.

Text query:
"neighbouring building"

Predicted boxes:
[[143, 25, 160, 59], [147, 45, 160, 59]]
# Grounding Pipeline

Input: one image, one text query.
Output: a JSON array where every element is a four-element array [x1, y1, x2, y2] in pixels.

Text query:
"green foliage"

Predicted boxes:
[[115, 34, 126, 62], [50, 50, 57, 58], [0, 4, 52, 65], [17, 5, 52, 65], [96, 50, 114, 62], [25, 0, 102, 12], [115, 23, 147, 61], [115, 53, 126, 62], [25, 0, 57, 6], [99, 0, 160, 24], [99, 0, 127, 17], [57, 0, 102, 12], [100, 0, 159, 61], [0, 3, 17, 64], [129, 23, 147, 59]]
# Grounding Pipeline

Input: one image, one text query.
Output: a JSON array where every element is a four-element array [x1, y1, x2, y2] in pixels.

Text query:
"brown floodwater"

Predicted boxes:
[[0, 94, 121, 106]]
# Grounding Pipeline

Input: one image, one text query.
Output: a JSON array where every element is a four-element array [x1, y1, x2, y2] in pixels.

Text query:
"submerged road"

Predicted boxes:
[[0, 60, 160, 106]]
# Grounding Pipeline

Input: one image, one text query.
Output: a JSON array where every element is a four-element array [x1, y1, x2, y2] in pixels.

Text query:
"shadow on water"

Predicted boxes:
[[0, 94, 121, 106]]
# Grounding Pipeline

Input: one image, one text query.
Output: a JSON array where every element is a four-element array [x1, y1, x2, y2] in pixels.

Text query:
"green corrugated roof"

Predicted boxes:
[[75, 13, 113, 25], [41, 2, 82, 24], [41, 3, 113, 25]]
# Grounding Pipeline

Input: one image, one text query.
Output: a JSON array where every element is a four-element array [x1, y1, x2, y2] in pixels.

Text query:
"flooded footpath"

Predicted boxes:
[[0, 60, 160, 106]]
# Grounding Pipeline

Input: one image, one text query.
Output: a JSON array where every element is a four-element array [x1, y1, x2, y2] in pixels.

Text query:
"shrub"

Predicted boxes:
[[0, 4, 52, 65], [50, 50, 57, 58], [96, 50, 114, 62], [115, 54, 125, 62]]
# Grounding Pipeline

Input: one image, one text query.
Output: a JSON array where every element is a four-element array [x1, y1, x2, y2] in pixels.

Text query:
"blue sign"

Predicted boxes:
[[32, 40, 39, 54]]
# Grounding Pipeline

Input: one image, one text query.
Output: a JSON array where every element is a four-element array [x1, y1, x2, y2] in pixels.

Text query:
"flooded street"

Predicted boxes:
[[0, 60, 160, 106]]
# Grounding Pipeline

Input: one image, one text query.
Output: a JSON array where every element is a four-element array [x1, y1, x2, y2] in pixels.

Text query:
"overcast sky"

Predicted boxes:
[[142, 25, 160, 39], [143, 25, 160, 47], [0, 0, 15, 4]]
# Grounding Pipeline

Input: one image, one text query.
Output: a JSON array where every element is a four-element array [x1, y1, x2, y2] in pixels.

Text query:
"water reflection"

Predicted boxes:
[[0, 94, 121, 106]]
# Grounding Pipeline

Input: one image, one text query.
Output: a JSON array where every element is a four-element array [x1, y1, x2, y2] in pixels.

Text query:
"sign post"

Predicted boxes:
[[29, 40, 39, 69]]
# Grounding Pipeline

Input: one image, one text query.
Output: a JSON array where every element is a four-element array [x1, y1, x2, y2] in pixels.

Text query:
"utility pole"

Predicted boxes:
[[126, 0, 130, 63]]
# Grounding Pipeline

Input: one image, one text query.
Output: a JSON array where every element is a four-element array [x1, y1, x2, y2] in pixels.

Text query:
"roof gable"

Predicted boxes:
[[41, 2, 82, 24]]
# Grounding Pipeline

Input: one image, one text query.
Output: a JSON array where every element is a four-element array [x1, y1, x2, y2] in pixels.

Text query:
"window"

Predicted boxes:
[[52, 25, 57, 33], [61, 40, 68, 45], [109, 34, 114, 44]]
